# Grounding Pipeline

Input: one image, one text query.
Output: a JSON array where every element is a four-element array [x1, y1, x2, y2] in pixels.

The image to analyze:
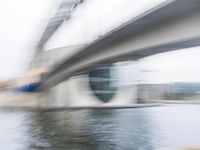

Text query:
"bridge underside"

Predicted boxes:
[[41, 0, 200, 89]]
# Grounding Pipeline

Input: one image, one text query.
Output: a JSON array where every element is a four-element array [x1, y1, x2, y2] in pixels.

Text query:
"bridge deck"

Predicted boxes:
[[41, 0, 200, 89]]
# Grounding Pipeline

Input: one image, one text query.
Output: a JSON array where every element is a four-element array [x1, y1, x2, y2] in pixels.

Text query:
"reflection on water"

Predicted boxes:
[[0, 105, 200, 150]]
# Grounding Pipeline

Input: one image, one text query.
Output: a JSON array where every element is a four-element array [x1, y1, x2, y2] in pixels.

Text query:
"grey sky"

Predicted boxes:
[[140, 46, 200, 83], [0, 0, 59, 80]]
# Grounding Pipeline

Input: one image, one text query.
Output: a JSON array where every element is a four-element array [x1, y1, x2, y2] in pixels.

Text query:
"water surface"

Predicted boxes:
[[0, 105, 200, 150]]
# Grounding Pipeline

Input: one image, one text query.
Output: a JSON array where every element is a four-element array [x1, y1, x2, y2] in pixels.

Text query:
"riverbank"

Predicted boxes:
[[149, 99, 200, 104], [1, 91, 200, 109], [0, 91, 162, 109], [0, 91, 41, 107]]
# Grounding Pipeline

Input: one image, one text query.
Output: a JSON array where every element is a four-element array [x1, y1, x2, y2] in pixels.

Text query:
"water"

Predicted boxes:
[[0, 105, 200, 150]]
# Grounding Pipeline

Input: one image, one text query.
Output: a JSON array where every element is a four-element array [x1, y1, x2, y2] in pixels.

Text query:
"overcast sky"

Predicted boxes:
[[0, 0, 60, 80], [140, 46, 200, 83], [0, 0, 200, 83]]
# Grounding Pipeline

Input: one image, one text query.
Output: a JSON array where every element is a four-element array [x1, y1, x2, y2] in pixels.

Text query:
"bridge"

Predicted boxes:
[[31, 0, 200, 107]]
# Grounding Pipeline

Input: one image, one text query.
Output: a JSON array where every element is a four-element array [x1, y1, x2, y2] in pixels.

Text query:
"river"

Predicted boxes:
[[0, 105, 200, 150]]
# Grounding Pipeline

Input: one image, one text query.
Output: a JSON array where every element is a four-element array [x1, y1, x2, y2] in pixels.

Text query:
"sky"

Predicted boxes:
[[0, 0, 200, 83], [0, 0, 60, 80], [140, 47, 200, 83]]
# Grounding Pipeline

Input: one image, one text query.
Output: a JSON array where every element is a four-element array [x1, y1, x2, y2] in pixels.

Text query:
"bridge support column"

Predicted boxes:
[[39, 61, 141, 107]]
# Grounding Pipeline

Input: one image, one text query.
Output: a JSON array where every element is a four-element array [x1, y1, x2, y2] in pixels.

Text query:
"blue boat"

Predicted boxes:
[[13, 82, 41, 92]]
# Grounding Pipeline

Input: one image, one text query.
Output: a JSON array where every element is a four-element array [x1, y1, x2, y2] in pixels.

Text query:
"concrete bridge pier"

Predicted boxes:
[[39, 61, 139, 107]]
